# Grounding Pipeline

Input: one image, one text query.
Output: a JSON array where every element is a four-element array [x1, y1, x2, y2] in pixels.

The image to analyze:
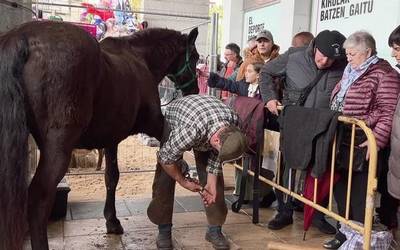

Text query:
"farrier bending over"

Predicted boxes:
[[147, 94, 248, 250]]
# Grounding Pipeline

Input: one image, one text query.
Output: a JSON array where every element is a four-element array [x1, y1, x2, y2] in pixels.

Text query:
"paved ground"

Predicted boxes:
[[23, 166, 399, 249], [23, 192, 336, 250]]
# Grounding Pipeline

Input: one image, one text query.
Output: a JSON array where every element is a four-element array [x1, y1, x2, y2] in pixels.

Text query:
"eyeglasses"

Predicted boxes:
[[345, 48, 370, 57]]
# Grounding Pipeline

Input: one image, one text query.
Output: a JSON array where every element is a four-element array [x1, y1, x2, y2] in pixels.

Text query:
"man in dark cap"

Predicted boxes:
[[255, 29, 276, 61], [147, 94, 248, 250], [236, 29, 280, 81], [259, 30, 347, 232], [263, 29, 346, 115]]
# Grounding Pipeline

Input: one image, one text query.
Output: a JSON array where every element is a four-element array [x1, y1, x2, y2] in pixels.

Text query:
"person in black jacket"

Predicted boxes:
[[260, 30, 347, 235]]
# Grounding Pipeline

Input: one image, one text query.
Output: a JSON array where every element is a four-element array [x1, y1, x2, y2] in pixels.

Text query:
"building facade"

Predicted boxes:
[[223, 0, 400, 65], [0, 0, 33, 32], [142, 0, 210, 57]]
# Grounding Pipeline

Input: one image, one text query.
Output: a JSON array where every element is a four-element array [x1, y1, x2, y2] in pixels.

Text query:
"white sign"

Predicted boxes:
[[243, 3, 283, 46], [314, 0, 400, 66]]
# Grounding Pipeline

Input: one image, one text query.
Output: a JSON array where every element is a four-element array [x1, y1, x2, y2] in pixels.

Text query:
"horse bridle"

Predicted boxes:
[[167, 45, 197, 92]]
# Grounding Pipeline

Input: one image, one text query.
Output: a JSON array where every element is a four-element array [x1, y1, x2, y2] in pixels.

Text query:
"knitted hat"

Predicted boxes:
[[314, 30, 346, 59]]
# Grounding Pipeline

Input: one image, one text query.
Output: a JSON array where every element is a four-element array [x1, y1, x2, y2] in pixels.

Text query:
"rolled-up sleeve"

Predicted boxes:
[[206, 151, 222, 176]]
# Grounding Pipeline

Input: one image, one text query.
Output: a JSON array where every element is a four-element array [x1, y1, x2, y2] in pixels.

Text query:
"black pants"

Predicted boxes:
[[333, 169, 368, 242], [334, 170, 368, 223], [275, 188, 329, 220], [274, 167, 327, 220], [274, 165, 295, 217], [377, 147, 399, 229]]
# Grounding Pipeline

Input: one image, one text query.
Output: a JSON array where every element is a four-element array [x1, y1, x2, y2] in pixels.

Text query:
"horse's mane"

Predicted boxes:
[[126, 28, 184, 46], [103, 28, 187, 60]]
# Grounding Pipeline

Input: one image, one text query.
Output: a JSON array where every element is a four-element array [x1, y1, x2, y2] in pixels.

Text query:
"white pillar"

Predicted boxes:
[[222, 0, 244, 53]]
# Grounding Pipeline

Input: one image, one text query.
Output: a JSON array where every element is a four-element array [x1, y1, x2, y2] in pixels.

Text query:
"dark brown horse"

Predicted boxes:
[[0, 21, 199, 250]]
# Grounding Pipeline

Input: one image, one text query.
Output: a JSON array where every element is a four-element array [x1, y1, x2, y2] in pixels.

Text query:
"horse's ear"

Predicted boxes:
[[188, 27, 198, 45]]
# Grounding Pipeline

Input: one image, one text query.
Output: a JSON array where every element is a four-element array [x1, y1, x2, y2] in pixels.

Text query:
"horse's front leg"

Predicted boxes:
[[28, 129, 76, 250], [103, 144, 124, 234]]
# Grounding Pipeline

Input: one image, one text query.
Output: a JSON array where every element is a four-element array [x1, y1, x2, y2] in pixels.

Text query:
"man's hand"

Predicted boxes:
[[266, 99, 281, 115], [200, 174, 218, 207], [227, 61, 236, 68], [160, 161, 202, 192], [178, 177, 202, 192], [359, 140, 380, 160]]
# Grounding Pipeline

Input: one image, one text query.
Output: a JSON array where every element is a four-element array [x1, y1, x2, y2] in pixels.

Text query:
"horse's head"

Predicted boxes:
[[119, 27, 200, 95], [167, 28, 199, 96]]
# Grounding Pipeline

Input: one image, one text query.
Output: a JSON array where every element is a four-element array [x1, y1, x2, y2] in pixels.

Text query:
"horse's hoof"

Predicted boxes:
[[106, 220, 124, 235]]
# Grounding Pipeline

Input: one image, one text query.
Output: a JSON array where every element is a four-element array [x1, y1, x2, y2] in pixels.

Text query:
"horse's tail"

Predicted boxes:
[[0, 35, 30, 250]]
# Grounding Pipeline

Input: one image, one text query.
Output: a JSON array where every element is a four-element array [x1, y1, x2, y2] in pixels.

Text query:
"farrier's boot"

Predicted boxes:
[[205, 226, 230, 250], [156, 224, 173, 250], [156, 232, 172, 250]]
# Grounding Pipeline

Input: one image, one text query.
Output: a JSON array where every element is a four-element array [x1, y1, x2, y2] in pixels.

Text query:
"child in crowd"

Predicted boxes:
[[208, 59, 264, 99]]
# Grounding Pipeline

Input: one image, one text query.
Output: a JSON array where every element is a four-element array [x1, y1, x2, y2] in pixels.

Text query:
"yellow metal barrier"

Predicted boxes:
[[231, 115, 378, 250]]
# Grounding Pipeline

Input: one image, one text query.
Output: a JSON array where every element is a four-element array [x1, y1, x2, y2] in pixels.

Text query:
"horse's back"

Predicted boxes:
[[2, 21, 99, 58], [1, 21, 101, 146]]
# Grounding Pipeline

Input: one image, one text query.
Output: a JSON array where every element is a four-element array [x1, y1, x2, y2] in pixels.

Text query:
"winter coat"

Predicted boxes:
[[219, 59, 243, 99], [219, 58, 243, 81], [331, 59, 400, 149], [259, 41, 346, 109], [279, 105, 340, 177], [196, 63, 209, 95], [226, 96, 265, 151], [388, 98, 400, 199], [236, 44, 280, 81]]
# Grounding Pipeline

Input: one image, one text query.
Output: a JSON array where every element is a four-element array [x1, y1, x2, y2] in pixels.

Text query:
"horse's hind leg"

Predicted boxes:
[[103, 144, 124, 234], [28, 128, 78, 250], [96, 148, 104, 171]]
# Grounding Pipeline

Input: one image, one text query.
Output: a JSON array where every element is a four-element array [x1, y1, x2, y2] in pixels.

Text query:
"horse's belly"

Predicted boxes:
[[77, 110, 139, 149], [77, 126, 132, 149]]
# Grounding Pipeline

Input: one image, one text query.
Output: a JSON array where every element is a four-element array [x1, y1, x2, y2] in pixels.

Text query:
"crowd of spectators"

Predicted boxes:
[[194, 26, 400, 249]]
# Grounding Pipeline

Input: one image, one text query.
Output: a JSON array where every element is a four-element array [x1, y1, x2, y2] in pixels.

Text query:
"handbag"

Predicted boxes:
[[282, 70, 326, 106], [335, 125, 368, 172], [339, 221, 393, 250], [282, 89, 303, 106]]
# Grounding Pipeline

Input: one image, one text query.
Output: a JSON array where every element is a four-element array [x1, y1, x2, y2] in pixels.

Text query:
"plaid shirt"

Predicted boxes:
[[158, 95, 239, 175]]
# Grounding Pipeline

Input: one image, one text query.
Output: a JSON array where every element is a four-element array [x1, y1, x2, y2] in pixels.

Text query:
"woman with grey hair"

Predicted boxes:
[[323, 31, 400, 249]]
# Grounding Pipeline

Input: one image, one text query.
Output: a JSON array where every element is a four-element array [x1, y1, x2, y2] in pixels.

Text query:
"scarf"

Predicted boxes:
[[248, 83, 259, 98], [331, 55, 379, 111]]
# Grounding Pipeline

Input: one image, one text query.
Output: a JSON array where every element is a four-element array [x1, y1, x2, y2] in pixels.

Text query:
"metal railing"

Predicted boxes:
[[230, 115, 378, 250]]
